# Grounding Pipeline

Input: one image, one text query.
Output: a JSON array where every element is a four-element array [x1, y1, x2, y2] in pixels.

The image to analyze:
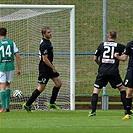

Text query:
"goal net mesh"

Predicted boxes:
[[0, 7, 71, 110]]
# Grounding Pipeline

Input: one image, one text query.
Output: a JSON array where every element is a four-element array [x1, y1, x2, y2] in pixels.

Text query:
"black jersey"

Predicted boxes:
[[123, 41, 133, 69], [95, 41, 125, 74], [39, 38, 53, 72]]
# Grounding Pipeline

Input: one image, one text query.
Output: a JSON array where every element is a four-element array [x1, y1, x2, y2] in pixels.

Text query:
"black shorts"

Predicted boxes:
[[124, 69, 133, 88], [38, 69, 60, 84], [94, 73, 123, 89]]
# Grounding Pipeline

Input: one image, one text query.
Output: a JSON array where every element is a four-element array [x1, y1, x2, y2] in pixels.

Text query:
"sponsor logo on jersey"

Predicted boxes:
[[44, 49, 48, 54], [1, 59, 11, 62], [104, 42, 117, 47], [102, 59, 115, 64], [1, 41, 8, 44]]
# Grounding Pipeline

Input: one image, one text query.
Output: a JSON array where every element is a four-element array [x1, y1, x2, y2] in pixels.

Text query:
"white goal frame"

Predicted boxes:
[[0, 4, 75, 110]]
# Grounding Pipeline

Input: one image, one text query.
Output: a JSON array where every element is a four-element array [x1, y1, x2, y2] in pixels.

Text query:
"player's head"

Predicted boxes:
[[0, 28, 7, 36], [41, 27, 52, 40], [107, 30, 117, 40]]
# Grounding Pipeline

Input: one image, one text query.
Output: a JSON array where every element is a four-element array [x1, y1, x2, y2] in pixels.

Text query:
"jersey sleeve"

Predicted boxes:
[[40, 43, 48, 55], [115, 44, 125, 56], [123, 42, 131, 55], [95, 43, 103, 57], [13, 42, 19, 53]]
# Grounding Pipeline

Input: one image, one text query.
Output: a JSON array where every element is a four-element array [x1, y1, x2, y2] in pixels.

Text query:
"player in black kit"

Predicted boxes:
[[23, 27, 62, 112], [88, 30, 126, 117], [115, 40, 133, 120]]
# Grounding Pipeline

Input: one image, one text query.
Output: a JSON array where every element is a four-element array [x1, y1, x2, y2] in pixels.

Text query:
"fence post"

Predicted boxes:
[[102, 0, 108, 111], [102, 87, 109, 110]]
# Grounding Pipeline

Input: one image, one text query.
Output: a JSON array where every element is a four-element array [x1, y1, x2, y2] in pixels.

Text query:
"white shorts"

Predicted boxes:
[[0, 71, 14, 83]]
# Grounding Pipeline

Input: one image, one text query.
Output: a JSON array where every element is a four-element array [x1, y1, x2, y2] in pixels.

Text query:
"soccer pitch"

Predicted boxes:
[[0, 110, 132, 133]]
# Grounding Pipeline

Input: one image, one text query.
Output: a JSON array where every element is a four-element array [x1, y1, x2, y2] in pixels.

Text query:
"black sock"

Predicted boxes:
[[26, 89, 41, 106], [120, 90, 126, 110], [91, 93, 98, 113], [126, 98, 132, 114], [50, 86, 60, 104]]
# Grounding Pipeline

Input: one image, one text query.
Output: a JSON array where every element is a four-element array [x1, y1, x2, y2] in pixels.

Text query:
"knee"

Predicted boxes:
[[55, 81, 62, 88], [126, 88, 133, 98], [37, 84, 45, 92], [118, 86, 126, 92], [126, 91, 132, 98], [93, 87, 100, 94], [58, 82, 62, 88], [6, 82, 10, 88], [126, 94, 132, 98]]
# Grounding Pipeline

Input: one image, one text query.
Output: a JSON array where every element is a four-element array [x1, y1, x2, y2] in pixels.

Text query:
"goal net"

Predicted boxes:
[[0, 5, 75, 110]]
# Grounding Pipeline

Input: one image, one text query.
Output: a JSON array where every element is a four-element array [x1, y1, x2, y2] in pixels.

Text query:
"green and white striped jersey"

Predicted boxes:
[[0, 38, 18, 71]]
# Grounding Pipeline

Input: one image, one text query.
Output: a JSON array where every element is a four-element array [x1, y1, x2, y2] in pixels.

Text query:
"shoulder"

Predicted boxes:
[[8, 39, 16, 47], [126, 41, 133, 46], [128, 40, 133, 44], [2, 38, 14, 42], [100, 42, 104, 46], [1, 38, 15, 46], [116, 43, 125, 48], [40, 38, 47, 46], [97, 42, 104, 49], [6, 38, 14, 43]]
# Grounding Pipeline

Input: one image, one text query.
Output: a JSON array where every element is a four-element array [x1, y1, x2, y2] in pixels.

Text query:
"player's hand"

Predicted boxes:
[[114, 52, 119, 58], [17, 70, 21, 76], [52, 67, 57, 73]]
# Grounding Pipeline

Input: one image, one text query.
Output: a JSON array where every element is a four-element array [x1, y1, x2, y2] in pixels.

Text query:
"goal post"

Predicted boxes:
[[0, 4, 75, 110]]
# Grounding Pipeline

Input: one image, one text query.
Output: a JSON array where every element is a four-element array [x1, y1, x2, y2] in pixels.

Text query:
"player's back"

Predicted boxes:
[[0, 38, 15, 71], [97, 41, 125, 74]]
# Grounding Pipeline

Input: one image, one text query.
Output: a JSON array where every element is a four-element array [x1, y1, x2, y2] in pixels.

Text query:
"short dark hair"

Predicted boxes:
[[0, 28, 7, 36], [108, 30, 117, 39], [41, 27, 50, 36]]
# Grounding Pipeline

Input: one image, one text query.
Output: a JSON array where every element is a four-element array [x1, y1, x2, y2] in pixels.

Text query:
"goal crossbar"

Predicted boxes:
[[0, 4, 75, 9]]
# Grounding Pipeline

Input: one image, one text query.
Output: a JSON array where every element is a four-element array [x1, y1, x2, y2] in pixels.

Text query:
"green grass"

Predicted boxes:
[[0, 110, 133, 133]]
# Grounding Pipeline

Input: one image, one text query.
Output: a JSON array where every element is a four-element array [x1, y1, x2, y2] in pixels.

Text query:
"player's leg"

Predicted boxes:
[[23, 71, 48, 112], [0, 72, 7, 112], [124, 70, 133, 115], [48, 75, 62, 110], [118, 85, 127, 111], [88, 87, 100, 117], [50, 76, 62, 104], [5, 83, 11, 112], [23, 84, 46, 112], [126, 88, 133, 112], [122, 88, 133, 120], [0, 84, 6, 112], [89, 74, 107, 117], [110, 74, 127, 111], [5, 71, 14, 112]]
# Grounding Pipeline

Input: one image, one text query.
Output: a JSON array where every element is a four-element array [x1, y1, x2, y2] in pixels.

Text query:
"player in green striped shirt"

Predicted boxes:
[[0, 28, 21, 112]]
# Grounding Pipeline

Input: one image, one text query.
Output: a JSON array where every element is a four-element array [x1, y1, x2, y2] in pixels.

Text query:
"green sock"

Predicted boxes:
[[5, 88, 11, 109], [0, 90, 6, 110]]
